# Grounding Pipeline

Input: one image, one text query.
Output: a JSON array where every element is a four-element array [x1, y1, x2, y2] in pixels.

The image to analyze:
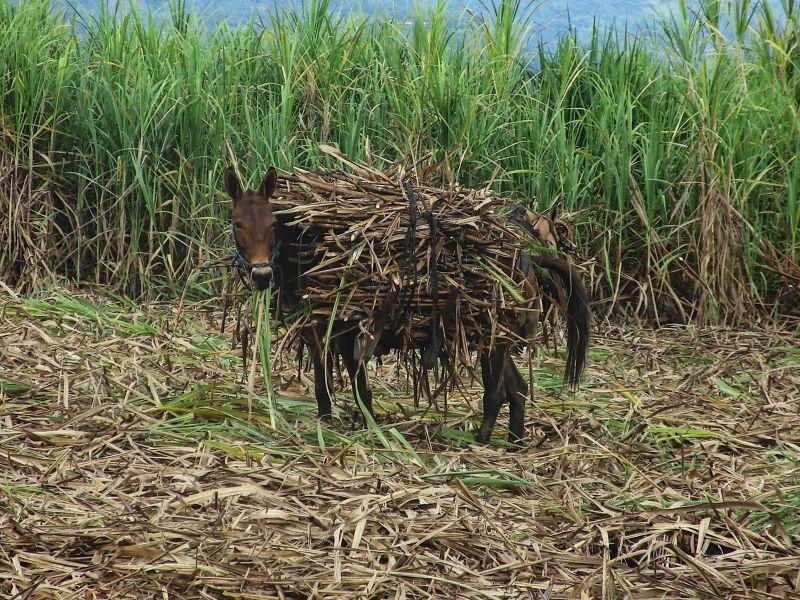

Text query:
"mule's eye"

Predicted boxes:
[[234, 222, 244, 230]]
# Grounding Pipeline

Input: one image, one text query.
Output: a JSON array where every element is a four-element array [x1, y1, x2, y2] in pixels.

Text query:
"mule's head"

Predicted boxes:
[[547, 201, 576, 255], [508, 204, 577, 256], [531, 211, 577, 256], [226, 166, 279, 291]]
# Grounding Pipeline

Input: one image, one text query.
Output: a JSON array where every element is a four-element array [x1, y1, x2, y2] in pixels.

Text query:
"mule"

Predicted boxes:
[[225, 166, 589, 444]]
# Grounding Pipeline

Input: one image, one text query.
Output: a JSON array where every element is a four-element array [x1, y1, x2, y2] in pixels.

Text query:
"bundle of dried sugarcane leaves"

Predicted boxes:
[[269, 166, 562, 379]]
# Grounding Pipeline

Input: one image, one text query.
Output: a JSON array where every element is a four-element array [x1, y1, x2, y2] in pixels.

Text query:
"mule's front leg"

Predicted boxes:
[[340, 332, 374, 420], [506, 360, 528, 444], [310, 338, 335, 419]]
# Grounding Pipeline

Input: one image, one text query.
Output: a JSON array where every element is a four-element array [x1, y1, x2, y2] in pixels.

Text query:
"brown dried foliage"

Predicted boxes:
[[1, 287, 798, 599]]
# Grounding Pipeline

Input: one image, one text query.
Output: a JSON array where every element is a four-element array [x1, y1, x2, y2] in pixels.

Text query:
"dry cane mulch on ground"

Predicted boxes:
[[1, 285, 799, 599]]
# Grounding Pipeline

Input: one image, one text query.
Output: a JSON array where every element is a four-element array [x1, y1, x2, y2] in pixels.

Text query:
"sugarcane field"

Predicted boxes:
[[1, 1, 799, 598]]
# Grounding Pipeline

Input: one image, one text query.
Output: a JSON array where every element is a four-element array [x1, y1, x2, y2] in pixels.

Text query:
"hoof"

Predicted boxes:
[[505, 441, 523, 453], [507, 431, 524, 449], [351, 405, 374, 424], [475, 428, 491, 444]]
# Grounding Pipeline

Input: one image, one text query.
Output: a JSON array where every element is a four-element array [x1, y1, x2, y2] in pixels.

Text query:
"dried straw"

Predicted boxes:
[[268, 164, 549, 370], [2, 287, 798, 599]]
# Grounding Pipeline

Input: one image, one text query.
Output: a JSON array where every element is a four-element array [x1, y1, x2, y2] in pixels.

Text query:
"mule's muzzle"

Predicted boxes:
[[251, 266, 273, 290]]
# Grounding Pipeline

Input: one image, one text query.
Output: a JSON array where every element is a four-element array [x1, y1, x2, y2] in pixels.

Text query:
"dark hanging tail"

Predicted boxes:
[[530, 255, 590, 388]]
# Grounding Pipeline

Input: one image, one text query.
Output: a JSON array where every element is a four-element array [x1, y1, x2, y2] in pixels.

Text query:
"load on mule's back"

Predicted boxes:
[[224, 161, 590, 444]]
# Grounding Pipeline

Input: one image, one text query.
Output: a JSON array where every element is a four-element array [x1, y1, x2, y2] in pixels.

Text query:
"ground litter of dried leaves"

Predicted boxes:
[[1, 285, 799, 599]]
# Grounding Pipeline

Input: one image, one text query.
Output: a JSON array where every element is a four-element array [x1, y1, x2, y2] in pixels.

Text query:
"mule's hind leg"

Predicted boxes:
[[340, 332, 374, 419], [476, 349, 506, 444], [506, 360, 529, 444]]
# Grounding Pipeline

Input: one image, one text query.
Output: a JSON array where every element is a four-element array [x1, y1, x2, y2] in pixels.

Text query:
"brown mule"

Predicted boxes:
[[225, 167, 590, 444]]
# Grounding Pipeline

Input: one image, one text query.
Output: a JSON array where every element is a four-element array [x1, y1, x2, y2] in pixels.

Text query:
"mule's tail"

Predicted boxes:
[[530, 255, 590, 388]]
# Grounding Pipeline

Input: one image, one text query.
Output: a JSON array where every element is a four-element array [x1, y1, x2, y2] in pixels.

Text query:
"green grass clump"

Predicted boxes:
[[1, 0, 798, 322]]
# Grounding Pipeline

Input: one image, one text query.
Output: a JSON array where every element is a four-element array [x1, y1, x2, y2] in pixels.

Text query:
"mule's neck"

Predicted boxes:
[[273, 223, 321, 307]]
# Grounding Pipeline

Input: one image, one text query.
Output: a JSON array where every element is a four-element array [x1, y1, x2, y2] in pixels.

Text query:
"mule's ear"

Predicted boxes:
[[224, 167, 240, 201], [259, 167, 278, 200]]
